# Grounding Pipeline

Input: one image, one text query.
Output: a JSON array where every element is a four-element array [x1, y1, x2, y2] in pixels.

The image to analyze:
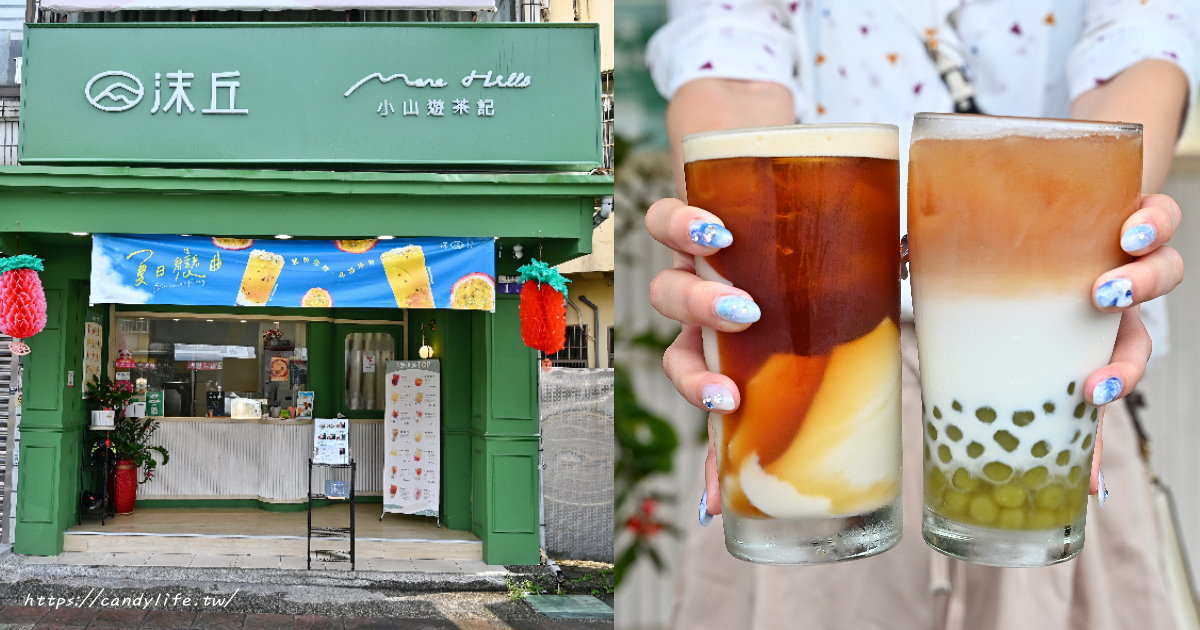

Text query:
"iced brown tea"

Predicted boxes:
[[682, 125, 901, 564]]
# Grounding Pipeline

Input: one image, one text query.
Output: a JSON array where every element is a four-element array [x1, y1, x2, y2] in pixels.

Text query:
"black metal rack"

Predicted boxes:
[[79, 426, 115, 525], [307, 458, 355, 570]]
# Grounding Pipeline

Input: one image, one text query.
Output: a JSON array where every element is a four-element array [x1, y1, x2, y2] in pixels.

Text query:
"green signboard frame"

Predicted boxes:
[[20, 23, 602, 169]]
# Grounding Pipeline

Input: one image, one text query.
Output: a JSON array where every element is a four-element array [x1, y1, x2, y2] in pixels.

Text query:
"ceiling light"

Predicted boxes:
[[275, 234, 293, 240], [377, 235, 395, 240], [69, 232, 89, 236]]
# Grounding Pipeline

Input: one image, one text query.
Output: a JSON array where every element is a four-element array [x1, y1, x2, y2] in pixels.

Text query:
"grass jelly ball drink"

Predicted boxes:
[[908, 114, 1141, 566], [683, 125, 902, 564]]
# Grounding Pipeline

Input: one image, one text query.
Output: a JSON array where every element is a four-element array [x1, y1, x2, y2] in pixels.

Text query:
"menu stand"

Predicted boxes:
[[307, 458, 356, 570], [80, 426, 116, 526]]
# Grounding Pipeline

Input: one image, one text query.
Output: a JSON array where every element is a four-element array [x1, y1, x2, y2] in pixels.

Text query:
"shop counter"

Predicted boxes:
[[139, 417, 385, 504]]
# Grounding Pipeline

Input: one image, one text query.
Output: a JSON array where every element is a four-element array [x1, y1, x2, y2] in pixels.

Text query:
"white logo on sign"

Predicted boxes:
[[85, 71, 145, 112]]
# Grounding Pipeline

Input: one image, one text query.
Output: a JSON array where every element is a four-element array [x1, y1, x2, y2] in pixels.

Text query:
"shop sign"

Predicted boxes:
[[383, 360, 440, 517], [90, 235, 497, 311], [21, 24, 602, 169]]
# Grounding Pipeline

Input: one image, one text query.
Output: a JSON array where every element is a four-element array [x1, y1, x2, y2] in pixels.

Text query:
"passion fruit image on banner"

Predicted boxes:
[[90, 234, 496, 311]]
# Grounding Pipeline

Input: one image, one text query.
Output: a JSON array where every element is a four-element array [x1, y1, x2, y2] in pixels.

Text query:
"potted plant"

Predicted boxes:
[[86, 376, 170, 514]]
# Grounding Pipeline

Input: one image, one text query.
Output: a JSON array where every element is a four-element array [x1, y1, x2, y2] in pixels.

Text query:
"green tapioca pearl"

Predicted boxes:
[[952, 468, 980, 491], [1091, 408, 1099, 422], [1072, 430, 1081, 443], [1028, 509, 1057, 530], [1056, 450, 1071, 466], [926, 423, 938, 440], [966, 442, 984, 458], [938, 445, 952, 464], [1043, 402, 1056, 414], [983, 461, 1013, 482], [933, 406, 942, 420], [976, 407, 997, 424], [999, 508, 1026, 529], [1081, 434, 1093, 450], [943, 489, 970, 513], [993, 430, 1019, 452], [969, 495, 999, 523], [1035, 484, 1066, 509], [1074, 402, 1087, 419], [945, 424, 963, 442], [1021, 466, 1049, 489], [952, 400, 962, 412], [992, 484, 1025, 508], [1068, 466, 1084, 485], [1067, 381, 1076, 395], [1012, 410, 1036, 427], [1031, 441, 1050, 458]]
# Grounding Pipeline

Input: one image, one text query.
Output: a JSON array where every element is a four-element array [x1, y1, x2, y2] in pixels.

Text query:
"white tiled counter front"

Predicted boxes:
[[140, 418, 384, 503]]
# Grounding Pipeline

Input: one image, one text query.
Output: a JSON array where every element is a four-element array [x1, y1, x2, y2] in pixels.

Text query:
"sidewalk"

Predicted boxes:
[[0, 551, 612, 629]]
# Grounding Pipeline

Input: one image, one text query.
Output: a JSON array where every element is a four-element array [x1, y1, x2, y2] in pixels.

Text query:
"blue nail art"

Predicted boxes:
[[1092, 377, 1123, 405], [699, 489, 713, 527], [1098, 469, 1109, 507], [1095, 278, 1133, 308], [689, 221, 734, 249], [1120, 223, 1156, 252], [701, 384, 736, 411], [714, 295, 761, 324]]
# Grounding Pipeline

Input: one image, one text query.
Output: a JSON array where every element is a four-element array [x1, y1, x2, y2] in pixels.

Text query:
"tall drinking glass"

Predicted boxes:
[[908, 113, 1142, 566], [683, 125, 902, 564]]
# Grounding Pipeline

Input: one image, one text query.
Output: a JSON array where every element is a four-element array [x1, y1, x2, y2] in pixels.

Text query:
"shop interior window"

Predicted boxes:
[[115, 316, 308, 418], [344, 332, 396, 411]]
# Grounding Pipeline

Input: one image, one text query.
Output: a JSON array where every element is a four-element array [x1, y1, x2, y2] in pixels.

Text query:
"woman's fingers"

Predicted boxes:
[[1083, 308, 1149, 495], [1119, 194, 1182, 255], [651, 268, 761, 331], [1084, 307, 1151, 406], [645, 197, 734, 257], [1093, 246, 1184, 311], [663, 325, 741, 412], [703, 427, 723, 517]]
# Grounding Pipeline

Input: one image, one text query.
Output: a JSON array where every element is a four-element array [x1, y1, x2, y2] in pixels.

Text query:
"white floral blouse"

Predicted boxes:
[[647, 0, 1199, 346]]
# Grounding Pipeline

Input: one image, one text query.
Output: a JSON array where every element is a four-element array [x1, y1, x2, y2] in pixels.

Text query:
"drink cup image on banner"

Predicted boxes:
[[380, 245, 434, 308], [236, 249, 285, 306]]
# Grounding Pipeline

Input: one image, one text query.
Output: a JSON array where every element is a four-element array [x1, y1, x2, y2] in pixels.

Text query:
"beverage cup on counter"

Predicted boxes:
[[908, 113, 1141, 566], [682, 124, 903, 564]]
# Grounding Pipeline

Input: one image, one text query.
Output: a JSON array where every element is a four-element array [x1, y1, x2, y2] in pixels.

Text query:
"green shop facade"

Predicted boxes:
[[0, 23, 611, 564]]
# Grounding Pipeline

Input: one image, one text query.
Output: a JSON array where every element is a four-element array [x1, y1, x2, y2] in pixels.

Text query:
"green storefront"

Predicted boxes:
[[0, 23, 611, 564]]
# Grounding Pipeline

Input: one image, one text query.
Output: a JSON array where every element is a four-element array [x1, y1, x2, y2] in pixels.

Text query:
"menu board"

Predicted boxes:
[[313, 418, 350, 465], [383, 360, 440, 517], [82, 321, 104, 395]]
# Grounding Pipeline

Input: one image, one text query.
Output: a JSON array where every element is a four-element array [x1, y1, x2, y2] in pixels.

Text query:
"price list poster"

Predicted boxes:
[[383, 360, 441, 517]]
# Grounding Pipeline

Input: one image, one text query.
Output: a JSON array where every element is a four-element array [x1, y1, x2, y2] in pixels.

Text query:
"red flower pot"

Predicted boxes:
[[110, 460, 138, 515]]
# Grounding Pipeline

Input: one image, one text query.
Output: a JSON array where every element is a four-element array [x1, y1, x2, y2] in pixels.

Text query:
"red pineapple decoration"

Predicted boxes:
[[0, 255, 47, 356], [517, 259, 571, 355]]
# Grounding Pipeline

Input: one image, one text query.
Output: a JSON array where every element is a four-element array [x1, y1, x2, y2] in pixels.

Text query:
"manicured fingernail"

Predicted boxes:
[[689, 221, 733, 248], [1121, 223, 1156, 252], [1092, 377, 1123, 405], [699, 489, 713, 527], [1098, 469, 1109, 507], [714, 295, 761, 324], [701, 384, 736, 411], [1094, 277, 1133, 308]]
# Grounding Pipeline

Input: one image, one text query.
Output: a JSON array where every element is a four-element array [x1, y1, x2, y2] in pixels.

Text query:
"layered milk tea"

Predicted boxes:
[[683, 125, 901, 564], [908, 114, 1141, 566]]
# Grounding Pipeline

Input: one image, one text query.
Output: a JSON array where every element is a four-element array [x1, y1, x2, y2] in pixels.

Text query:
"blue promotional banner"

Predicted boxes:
[[91, 235, 496, 311]]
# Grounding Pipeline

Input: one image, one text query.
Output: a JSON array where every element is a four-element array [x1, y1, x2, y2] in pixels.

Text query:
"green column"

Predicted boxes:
[[470, 294, 541, 565], [15, 244, 89, 556]]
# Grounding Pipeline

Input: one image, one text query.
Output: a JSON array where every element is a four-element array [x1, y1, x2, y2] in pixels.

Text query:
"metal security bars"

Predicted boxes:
[[0, 337, 13, 544], [548, 325, 589, 368], [0, 97, 16, 165]]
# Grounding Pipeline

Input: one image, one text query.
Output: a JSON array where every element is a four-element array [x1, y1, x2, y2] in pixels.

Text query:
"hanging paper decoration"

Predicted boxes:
[[517, 258, 571, 355], [0, 255, 48, 356]]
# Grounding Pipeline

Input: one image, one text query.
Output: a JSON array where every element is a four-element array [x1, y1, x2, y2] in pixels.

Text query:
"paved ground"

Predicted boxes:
[[0, 550, 612, 629], [17, 552, 502, 574]]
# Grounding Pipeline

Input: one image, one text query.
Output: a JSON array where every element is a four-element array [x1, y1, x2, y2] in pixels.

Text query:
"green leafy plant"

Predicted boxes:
[[86, 375, 170, 484]]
